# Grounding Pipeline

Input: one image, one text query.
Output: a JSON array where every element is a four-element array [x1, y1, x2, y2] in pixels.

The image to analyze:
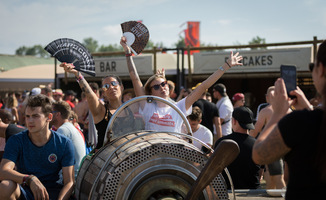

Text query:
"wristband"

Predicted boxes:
[[125, 53, 132, 57], [22, 175, 29, 186], [23, 175, 36, 186], [225, 61, 232, 68], [76, 73, 84, 83]]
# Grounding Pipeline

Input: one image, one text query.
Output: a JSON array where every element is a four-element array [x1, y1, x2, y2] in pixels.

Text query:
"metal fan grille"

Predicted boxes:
[[97, 143, 228, 200]]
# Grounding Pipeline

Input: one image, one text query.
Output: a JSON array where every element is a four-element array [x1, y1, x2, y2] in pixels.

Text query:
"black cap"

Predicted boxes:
[[213, 83, 226, 96], [232, 106, 255, 130], [65, 90, 77, 96]]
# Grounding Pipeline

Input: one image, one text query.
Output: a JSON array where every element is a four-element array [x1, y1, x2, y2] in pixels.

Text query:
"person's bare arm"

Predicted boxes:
[[120, 37, 145, 97], [57, 166, 75, 200], [12, 107, 19, 124], [185, 52, 243, 110], [213, 116, 222, 140], [0, 159, 23, 182], [252, 118, 291, 165], [0, 159, 50, 199], [60, 63, 105, 123], [249, 108, 267, 138]]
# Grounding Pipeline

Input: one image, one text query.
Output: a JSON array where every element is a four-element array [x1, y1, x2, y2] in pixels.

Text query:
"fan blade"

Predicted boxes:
[[121, 21, 149, 55], [44, 38, 96, 76]]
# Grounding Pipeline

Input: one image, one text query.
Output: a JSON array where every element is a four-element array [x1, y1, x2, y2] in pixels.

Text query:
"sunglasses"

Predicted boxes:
[[102, 81, 119, 90], [151, 81, 167, 90], [309, 63, 315, 72]]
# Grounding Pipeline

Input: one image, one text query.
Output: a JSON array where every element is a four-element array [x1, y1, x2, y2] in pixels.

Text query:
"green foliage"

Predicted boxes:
[[82, 37, 99, 53], [15, 45, 48, 57], [15, 36, 267, 57], [15, 46, 28, 56], [248, 36, 266, 49], [174, 36, 185, 48], [98, 44, 122, 52]]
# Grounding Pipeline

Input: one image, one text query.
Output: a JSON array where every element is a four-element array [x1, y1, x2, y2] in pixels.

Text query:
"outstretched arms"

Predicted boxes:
[[185, 51, 243, 110], [120, 37, 145, 97], [60, 63, 105, 123]]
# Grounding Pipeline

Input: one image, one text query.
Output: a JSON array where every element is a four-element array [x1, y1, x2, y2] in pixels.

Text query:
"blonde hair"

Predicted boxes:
[[6, 94, 18, 108], [144, 74, 166, 95]]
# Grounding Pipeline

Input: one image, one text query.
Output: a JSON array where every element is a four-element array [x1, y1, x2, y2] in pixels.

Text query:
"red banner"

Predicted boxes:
[[184, 21, 200, 54]]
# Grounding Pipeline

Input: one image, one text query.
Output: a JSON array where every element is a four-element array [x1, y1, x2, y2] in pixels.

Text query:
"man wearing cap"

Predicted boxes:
[[214, 106, 260, 189], [53, 89, 64, 102], [213, 83, 233, 136], [30, 87, 41, 96], [64, 90, 77, 109], [232, 93, 245, 108]]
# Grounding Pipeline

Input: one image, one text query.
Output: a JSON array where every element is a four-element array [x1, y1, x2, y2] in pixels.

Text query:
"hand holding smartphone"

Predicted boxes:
[[280, 65, 297, 99]]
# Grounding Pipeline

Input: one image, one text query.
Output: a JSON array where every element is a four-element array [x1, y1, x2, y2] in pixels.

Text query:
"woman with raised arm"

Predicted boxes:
[[252, 40, 326, 199], [60, 63, 124, 150], [120, 36, 243, 132]]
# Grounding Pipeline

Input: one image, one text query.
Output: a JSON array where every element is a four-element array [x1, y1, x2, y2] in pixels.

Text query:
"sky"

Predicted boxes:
[[1, 0, 326, 55]]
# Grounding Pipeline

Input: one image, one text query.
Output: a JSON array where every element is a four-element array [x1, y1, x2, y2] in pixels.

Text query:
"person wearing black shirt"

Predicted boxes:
[[214, 106, 260, 189]]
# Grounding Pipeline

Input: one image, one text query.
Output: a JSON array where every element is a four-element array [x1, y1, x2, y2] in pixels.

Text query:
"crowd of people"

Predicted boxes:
[[0, 38, 325, 200]]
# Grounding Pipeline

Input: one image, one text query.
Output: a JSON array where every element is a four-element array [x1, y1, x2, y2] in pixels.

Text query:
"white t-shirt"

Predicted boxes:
[[216, 96, 233, 136], [57, 122, 86, 177], [192, 125, 213, 150], [139, 97, 192, 133]]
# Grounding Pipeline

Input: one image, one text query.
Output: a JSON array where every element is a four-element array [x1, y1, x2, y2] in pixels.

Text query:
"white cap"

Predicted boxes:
[[30, 88, 41, 96]]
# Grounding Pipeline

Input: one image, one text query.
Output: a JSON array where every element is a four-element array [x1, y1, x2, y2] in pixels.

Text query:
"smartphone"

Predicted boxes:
[[280, 65, 297, 99]]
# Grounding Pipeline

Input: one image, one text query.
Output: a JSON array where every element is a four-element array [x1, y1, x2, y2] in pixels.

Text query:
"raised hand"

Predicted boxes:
[[60, 62, 78, 76], [120, 36, 131, 53], [226, 51, 243, 67], [156, 68, 165, 77]]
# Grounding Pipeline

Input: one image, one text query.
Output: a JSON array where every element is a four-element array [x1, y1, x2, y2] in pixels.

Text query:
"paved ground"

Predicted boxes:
[[229, 190, 284, 200]]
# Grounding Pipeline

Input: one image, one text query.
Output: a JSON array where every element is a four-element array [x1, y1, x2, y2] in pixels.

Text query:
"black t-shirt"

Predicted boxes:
[[278, 108, 326, 199], [193, 99, 219, 133], [95, 104, 112, 149], [5, 124, 26, 141], [214, 132, 260, 189]]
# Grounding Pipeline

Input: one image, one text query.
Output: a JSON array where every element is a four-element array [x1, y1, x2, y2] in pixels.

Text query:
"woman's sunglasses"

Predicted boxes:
[[151, 81, 167, 90], [102, 81, 119, 91]]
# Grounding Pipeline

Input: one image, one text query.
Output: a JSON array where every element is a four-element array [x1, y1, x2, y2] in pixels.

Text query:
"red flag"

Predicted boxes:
[[184, 21, 200, 54]]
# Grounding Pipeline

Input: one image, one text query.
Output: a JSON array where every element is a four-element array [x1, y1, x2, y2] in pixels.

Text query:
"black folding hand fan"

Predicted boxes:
[[121, 21, 149, 55], [44, 38, 96, 76]]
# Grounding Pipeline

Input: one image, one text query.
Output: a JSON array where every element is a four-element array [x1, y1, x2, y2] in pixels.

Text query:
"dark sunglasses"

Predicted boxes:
[[151, 81, 167, 90], [102, 81, 119, 90], [309, 63, 315, 72]]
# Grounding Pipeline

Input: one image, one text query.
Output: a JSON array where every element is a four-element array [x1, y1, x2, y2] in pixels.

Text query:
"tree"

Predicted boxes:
[[82, 37, 98, 53], [98, 44, 122, 52], [15, 45, 48, 57], [248, 36, 266, 49], [174, 36, 185, 48], [15, 46, 28, 56]]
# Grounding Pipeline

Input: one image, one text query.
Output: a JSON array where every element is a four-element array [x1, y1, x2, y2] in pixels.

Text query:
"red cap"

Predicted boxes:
[[232, 93, 245, 102]]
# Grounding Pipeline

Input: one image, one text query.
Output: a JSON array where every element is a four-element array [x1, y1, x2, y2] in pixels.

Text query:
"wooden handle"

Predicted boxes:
[[185, 139, 240, 200]]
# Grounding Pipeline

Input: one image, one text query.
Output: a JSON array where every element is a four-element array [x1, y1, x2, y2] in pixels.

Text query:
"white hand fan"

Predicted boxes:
[[44, 38, 96, 76], [121, 21, 149, 55]]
